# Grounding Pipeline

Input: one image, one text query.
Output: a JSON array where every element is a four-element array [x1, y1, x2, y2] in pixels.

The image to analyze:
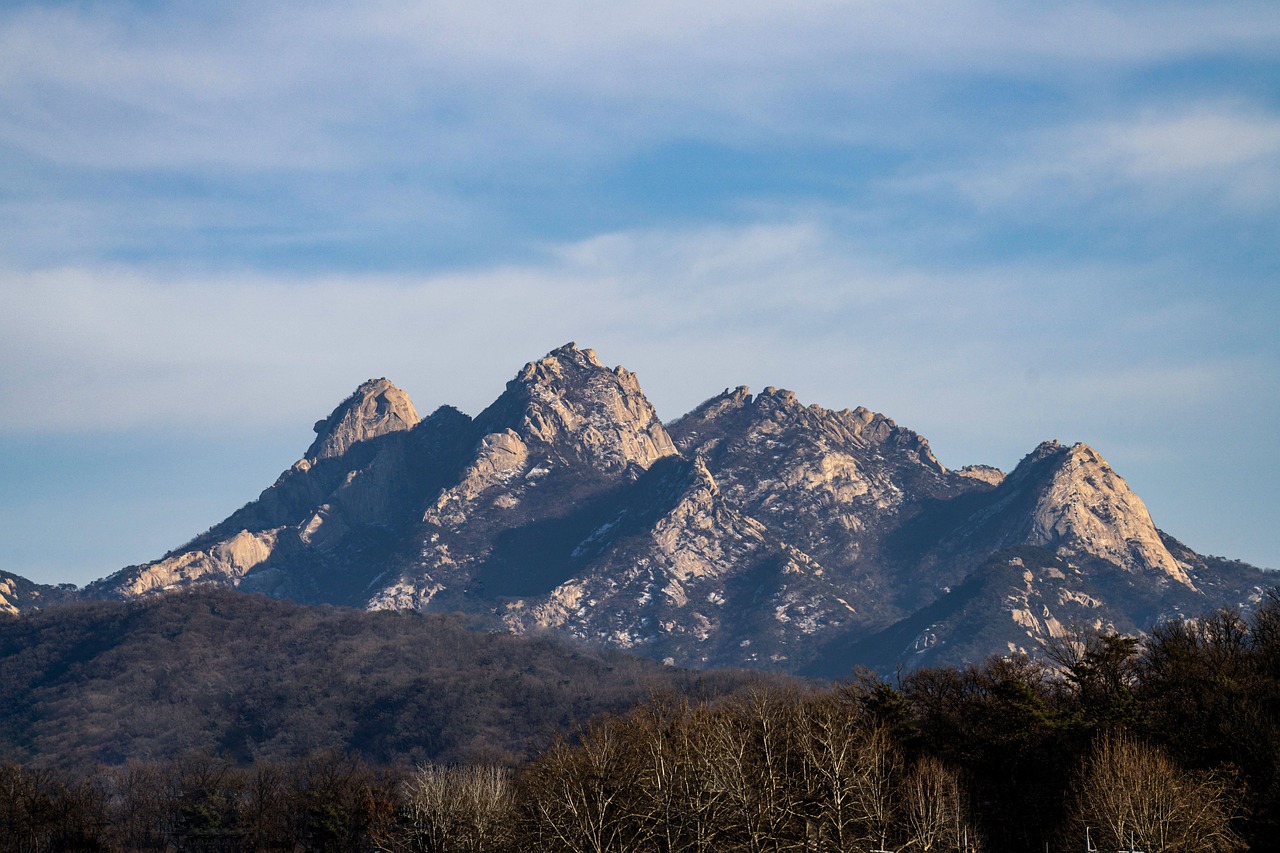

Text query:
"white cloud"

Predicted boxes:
[[1, 220, 1265, 447], [917, 104, 1280, 211], [1101, 110, 1280, 176]]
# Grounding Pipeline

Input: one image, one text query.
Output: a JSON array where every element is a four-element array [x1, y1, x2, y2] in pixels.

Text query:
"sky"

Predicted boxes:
[[1, 0, 1278, 586]]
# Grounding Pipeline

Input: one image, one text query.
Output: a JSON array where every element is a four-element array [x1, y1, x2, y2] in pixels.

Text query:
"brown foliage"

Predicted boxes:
[[514, 689, 978, 853], [1065, 732, 1244, 853]]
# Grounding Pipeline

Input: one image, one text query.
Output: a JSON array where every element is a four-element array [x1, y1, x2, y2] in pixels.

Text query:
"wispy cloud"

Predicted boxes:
[[1101, 110, 1280, 176], [2, 0, 1277, 278], [3, 1, 1277, 173], [2, 221, 1267, 445], [912, 104, 1280, 212]]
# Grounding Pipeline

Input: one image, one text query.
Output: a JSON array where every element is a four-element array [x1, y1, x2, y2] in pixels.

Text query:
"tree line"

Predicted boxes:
[[3, 591, 1279, 851]]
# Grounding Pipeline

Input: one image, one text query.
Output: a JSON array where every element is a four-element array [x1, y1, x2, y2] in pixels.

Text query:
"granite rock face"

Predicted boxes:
[[86, 382, 471, 606], [72, 344, 1270, 673], [668, 385, 984, 625], [1012, 441, 1194, 587], [475, 343, 676, 473], [803, 441, 1267, 674], [0, 570, 77, 616], [306, 378, 420, 461]]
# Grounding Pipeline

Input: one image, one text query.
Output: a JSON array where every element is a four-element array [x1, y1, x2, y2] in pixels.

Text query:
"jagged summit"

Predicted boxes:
[[544, 341, 604, 369], [58, 343, 1266, 673], [671, 385, 949, 481], [305, 377, 420, 461], [370, 344, 678, 613], [1009, 440, 1195, 587], [475, 342, 675, 474]]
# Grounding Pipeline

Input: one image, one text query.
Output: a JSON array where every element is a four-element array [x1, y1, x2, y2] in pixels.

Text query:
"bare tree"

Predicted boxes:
[[238, 762, 291, 852], [705, 689, 806, 853], [0, 764, 106, 853], [794, 694, 904, 853], [622, 696, 730, 853], [520, 721, 643, 853], [1067, 732, 1244, 853], [395, 764, 514, 853], [101, 763, 168, 852], [900, 756, 973, 853]]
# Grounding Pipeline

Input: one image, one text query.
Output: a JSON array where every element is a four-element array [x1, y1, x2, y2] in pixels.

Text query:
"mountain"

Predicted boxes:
[[371, 343, 678, 612], [803, 440, 1270, 674], [56, 344, 1273, 673], [84, 386, 475, 605]]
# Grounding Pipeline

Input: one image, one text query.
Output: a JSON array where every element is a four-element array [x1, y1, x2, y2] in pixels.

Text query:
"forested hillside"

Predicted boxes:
[[0, 589, 776, 771], [2, 591, 1278, 851]]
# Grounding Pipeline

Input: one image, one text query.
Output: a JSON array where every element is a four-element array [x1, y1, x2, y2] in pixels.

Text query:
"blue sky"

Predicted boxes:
[[1, 0, 1278, 585]]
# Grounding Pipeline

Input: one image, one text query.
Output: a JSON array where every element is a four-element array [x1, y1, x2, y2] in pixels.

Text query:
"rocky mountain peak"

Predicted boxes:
[[553, 340, 603, 367], [671, 388, 952, 505], [305, 378, 420, 461], [757, 386, 800, 409], [476, 344, 676, 473], [1009, 440, 1195, 588], [668, 386, 752, 433], [512, 342, 604, 384], [1027, 438, 1065, 462], [45, 343, 1264, 677]]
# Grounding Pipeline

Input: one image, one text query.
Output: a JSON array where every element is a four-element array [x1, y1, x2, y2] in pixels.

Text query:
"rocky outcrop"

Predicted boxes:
[[669, 385, 965, 516], [1013, 441, 1195, 587], [0, 576, 19, 616], [497, 457, 767, 655], [87, 393, 473, 604], [495, 455, 854, 668], [669, 385, 993, 624], [476, 343, 676, 473], [916, 440, 1197, 592], [805, 547, 1118, 675], [956, 465, 1005, 486], [371, 343, 678, 612], [110, 529, 279, 597], [305, 378, 420, 461], [0, 570, 77, 616]]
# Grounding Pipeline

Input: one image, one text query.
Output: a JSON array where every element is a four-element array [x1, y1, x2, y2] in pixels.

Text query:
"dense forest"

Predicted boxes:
[[0, 590, 778, 770], [2, 590, 1279, 851]]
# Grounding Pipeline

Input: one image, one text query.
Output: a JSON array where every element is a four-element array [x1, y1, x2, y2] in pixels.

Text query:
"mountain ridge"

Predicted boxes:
[[19, 343, 1272, 673]]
